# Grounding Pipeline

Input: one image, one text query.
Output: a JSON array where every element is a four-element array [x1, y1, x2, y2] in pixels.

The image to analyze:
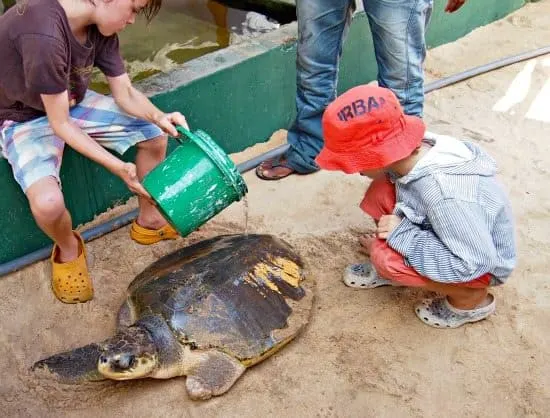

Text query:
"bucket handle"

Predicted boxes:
[[173, 125, 194, 145]]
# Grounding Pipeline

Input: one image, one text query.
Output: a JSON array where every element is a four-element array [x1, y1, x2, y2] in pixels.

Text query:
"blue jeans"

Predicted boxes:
[[286, 0, 433, 173]]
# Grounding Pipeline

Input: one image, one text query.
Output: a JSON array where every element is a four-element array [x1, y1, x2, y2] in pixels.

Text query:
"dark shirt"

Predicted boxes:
[[0, 0, 126, 124]]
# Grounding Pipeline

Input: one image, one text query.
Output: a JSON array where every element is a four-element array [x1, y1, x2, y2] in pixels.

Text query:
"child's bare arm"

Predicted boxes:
[[107, 73, 188, 137], [40, 91, 153, 202]]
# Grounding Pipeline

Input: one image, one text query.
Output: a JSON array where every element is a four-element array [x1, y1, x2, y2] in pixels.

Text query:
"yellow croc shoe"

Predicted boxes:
[[130, 220, 179, 245], [51, 232, 93, 304]]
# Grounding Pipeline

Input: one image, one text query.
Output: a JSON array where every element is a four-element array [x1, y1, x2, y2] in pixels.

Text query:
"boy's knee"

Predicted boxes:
[[137, 136, 167, 153], [369, 241, 405, 279], [29, 189, 66, 223], [360, 175, 396, 218], [369, 241, 391, 274]]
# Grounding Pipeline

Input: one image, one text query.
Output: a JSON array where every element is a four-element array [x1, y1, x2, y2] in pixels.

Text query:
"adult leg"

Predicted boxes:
[[257, 0, 354, 179], [364, 0, 433, 116]]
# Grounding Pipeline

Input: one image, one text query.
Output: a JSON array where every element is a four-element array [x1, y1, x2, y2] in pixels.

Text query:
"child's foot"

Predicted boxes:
[[130, 220, 179, 245], [358, 233, 376, 255], [54, 234, 80, 263], [415, 294, 496, 328], [136, 213, 171, 231], [51, 232, 93, 304], [343, 262, 395, 289]]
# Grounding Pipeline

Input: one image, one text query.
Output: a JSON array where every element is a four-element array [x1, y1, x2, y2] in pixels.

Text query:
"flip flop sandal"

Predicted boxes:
[[51, 232, 93, 304], [414, 294, 496, 329], [255, 155, 296, 181], [343, 262, 395, 289], [130, 221, 179, 245]]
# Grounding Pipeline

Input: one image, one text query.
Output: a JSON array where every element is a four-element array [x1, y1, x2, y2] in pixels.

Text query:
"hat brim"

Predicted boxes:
[[315, 115, 426, 173]]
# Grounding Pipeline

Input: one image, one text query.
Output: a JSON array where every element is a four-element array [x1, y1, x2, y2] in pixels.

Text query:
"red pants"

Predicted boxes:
[[359, 176, 491, 288]]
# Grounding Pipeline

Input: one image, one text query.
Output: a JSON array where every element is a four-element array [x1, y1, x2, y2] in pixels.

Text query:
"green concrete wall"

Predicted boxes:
[[0, 0, 525, 265]]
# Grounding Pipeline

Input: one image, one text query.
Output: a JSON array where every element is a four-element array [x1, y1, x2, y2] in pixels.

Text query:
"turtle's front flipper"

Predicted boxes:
[[185, 350, 245, 400], [32, 343, 106, 383]]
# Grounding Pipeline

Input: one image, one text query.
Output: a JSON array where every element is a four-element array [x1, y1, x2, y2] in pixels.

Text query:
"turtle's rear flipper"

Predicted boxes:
[[32, 343, 106, 383]]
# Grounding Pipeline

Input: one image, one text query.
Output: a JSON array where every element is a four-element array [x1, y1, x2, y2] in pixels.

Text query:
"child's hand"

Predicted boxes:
[[154, 112, 189, 137], [117, 162, 156, 205], [358, 233, 376, 255], [376, 215, 402, 239]]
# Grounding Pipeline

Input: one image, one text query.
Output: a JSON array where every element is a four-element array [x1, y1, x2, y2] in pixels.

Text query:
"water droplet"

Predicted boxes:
[[243, 195, 249, 235]]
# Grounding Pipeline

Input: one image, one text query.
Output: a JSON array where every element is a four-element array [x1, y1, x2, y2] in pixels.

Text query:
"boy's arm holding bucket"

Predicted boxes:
[[107, 73, 188, 138]]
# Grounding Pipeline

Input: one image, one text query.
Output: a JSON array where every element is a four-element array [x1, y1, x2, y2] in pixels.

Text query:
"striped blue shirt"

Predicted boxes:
[[386, 133, 516, 284]]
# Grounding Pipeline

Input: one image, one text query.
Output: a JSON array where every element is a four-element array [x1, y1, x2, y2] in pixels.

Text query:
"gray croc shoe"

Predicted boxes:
[[415, 294, 496, 328], [343, 262, 395, 289]]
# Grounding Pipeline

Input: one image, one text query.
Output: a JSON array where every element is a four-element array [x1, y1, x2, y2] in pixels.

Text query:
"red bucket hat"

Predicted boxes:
[[316, 85, 425, 173]]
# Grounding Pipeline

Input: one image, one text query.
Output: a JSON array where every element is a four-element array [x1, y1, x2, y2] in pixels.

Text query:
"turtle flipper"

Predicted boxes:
[[32, 343, 106, 383], [185, 350, 246, 400]]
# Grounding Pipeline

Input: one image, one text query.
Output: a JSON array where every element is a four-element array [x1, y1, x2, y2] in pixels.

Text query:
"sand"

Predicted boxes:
[[1, 2, 549, 416]]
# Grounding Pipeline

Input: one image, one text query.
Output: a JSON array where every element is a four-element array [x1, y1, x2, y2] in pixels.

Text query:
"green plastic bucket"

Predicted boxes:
[[142, 126, 247, 237]]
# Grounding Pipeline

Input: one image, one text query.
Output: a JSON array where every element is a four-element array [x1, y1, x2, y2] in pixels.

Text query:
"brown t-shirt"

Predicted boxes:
[[0, 0, 126, 124]]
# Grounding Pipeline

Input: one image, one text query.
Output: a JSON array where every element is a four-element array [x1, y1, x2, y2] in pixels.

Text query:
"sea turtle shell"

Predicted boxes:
[[125, 234, 314, 365]]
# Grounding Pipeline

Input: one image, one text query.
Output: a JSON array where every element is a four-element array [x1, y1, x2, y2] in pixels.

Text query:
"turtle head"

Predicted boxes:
[[98, 325, 158, 380]]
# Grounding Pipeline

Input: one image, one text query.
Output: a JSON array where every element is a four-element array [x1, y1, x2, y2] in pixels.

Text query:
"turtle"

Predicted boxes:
[[32, 234, 314, 400]]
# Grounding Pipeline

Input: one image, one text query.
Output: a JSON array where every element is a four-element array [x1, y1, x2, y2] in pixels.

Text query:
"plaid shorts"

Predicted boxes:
[[0, 90, 164, 192]]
